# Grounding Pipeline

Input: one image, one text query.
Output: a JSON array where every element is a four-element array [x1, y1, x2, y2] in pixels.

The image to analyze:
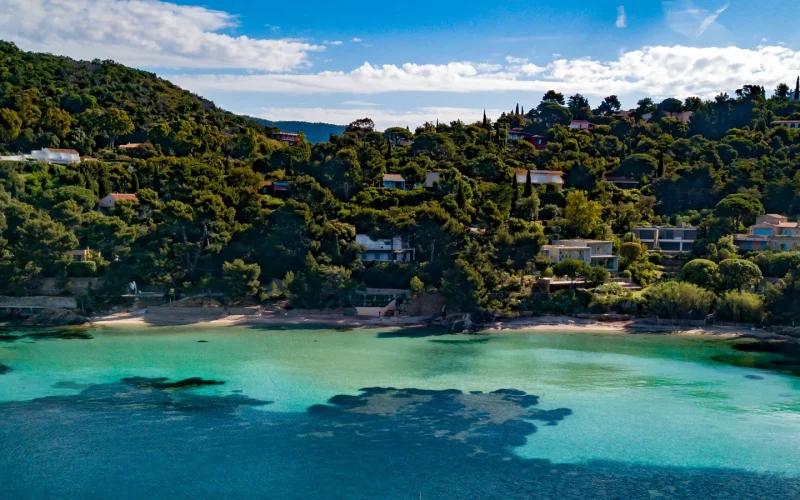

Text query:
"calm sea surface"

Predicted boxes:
[[1, 325, 799, 499]]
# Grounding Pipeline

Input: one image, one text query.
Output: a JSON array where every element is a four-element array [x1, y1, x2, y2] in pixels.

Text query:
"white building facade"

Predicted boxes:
[[356, 235, 415, 263]]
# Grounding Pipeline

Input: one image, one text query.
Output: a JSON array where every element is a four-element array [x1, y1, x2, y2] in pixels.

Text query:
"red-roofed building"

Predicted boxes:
[[99, 193, 139, 212], [508, 129, 548, 150]]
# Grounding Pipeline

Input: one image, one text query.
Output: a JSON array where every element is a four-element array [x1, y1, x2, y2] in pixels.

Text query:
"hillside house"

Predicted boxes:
[[569, 120, 594, 130], [64, 249, 97, 262], [642, 111, 694, 124], [633, 226, 697, 254], [514, 170, 564, 187], [99, 193, 139, 212], [271, 132, 299, 144], [771, 120, 800, 129], [118, 143, 143, 150], [356, 235, 415, 263], [382, 174, 406, 190], [543, 239, 619, 272], [604, 177, 641, 189], [735, 214, 800, 251], [424, 172, 441, 188], [508, 129, 548, 150]]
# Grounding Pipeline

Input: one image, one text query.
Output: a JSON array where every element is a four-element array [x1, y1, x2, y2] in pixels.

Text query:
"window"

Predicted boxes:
[[659, 241, 681, 251], [637, 230, 655, 240]]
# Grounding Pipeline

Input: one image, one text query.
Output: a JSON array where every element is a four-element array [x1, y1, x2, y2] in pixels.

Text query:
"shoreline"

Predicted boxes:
[[88, 311, 788, 340]]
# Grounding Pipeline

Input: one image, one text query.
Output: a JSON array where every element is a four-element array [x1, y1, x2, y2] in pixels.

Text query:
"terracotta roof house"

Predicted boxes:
[[382, 174, 406, 190], [118, 143, 144, 150], [99, 193, 139, 212], [508, 129, 548, 150]]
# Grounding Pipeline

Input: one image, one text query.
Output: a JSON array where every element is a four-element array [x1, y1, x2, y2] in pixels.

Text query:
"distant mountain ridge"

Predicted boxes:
[[246, 118, 345, 143]]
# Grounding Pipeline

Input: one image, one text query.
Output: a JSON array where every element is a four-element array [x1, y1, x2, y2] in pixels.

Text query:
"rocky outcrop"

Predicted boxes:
[[22, 309, 90, 327], [0, 364, 11, 375]]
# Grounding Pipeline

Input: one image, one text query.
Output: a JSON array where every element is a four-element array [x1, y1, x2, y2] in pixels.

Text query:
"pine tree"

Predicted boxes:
[[523, 170, 533, 198], [98, 165, 111, 199]]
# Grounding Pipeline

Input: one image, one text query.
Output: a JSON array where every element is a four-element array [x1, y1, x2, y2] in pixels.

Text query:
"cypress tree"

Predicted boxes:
[[131, 172, 140, 192], [153, 166, 161, 194], [658, 149, 664, 178], [511, 172, 519, 206], [98, 165, 111, 199], [521, 106, 524, 116], [515, 103, 520, 115], [483, 110, 487, 128], [523, 170, 533, 198], [795, 76, 799, 101]]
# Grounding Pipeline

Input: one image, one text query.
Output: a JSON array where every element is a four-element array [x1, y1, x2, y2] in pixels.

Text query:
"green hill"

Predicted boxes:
[[0, 40, 279, 157], [246, 118, 345, 143]]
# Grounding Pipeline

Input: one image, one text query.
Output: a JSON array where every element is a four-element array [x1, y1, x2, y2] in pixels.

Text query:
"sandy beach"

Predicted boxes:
[[89, 310, 786, 340]]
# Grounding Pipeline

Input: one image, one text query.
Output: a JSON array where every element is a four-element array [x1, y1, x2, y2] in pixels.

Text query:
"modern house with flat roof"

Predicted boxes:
[[382, 174, 406, 190], [604, 177, 641, 189], [543, 239, 619, 272], [514, 170, 564, 187], [633, 226, 697, 254], [271, 132, 299, 144], [569, 120, 595, 130], [734, 214, 800, 251], [356, 235, 415, 263], [1, 148, 81, 165], [771, 120, 800, 129]]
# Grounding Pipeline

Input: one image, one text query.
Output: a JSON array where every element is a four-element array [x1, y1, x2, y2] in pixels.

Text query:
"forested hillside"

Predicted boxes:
[[2, 42, 800, 323], [0, 41, 282, 158]]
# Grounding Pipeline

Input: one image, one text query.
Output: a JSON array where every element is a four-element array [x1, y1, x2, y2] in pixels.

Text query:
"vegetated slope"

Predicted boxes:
[[0, 40, 279, 157], [247, 118, 345, 143]]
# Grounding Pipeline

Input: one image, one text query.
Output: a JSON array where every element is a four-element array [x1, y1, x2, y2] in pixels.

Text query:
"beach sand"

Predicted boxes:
[[90, 310, 781, 339]]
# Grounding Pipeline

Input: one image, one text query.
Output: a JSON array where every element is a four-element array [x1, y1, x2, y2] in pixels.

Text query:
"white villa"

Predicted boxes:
[[0, 148, 81, 165], [356, 235, 415, 263], [514, 170, 564, 187], [542, 239, 619, 272]]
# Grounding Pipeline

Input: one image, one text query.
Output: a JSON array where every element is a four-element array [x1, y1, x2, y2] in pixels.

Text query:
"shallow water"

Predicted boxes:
[[1, 325, 799, 499]]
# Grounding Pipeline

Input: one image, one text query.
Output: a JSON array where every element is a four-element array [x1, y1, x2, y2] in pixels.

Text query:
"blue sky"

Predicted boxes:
[[1, 0, 798, 128]]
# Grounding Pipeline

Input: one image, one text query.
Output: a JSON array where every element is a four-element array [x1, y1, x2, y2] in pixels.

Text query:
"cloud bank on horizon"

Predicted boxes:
[[0, 0, 797, 129]]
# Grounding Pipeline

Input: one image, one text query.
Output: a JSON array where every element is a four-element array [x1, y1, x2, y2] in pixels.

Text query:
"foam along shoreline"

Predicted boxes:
[[89, 311, 786, 340]]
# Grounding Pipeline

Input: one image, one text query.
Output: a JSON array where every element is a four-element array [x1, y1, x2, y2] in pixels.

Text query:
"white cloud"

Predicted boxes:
[[0, 0, 322, 71], [697, 3, 728, 36], [666, 1, 729, 38], [167, 45, 800, 102], [761, 37, 768, 43], [252, 106, 507, 131], [326, 40, 344, 46], [505, 56, 529, 64], [340, 100, 379, 106], [351, 38, 363, 43], [616, 6, 627, 28]]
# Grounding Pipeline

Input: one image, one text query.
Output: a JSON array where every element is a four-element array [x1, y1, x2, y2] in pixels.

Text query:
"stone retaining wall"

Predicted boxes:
[[0, 296, 78, 309]]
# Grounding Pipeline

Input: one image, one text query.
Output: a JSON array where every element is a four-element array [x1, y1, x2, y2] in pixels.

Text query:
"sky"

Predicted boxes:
[[1, 0, 799, 129]]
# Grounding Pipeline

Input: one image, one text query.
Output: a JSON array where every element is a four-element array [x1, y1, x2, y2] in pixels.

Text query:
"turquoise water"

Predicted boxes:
[[1, 325, 800, 498]]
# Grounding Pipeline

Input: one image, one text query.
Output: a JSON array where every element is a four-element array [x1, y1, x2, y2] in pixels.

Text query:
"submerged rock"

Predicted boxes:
[[121, 377, 225, 389], [0, 364, 11, 374]]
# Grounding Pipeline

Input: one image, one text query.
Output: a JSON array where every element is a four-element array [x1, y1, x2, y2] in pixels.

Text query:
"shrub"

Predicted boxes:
[[716, 291, 764, 324], [717, 259, 762, 292], [66, 260, 97, 277], [643, 281, 715, 320], [680, 259, 719, 289], [409, 276, 425, 297], [619, 241, 644, 262]]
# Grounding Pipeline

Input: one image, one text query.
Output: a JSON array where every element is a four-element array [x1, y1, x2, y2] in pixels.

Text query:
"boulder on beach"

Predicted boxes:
[[22, 309, 90, 327]]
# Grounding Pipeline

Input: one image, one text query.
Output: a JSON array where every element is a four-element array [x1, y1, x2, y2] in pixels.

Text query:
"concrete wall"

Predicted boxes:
[[0, 296, 78, 309]]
